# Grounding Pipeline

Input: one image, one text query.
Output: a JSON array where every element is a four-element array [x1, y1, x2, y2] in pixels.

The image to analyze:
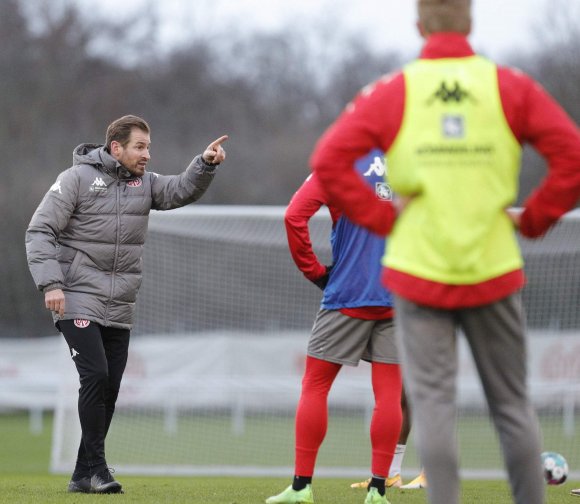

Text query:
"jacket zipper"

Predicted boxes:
[[104, 179, 122, 324]]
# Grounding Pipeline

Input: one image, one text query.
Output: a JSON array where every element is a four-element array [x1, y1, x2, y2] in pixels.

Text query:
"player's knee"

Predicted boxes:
[[81, 368, 109, 388]]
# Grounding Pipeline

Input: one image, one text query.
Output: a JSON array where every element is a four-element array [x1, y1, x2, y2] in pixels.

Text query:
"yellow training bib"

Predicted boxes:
[[385, 56, 523, 284]]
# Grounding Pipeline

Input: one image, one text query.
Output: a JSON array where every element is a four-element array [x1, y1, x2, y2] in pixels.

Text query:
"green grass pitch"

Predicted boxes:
[[0, 412, 577, 503], [102, 409, 580, 471]]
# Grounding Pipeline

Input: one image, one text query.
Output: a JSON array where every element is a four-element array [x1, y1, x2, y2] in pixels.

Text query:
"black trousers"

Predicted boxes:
[[59, 320, 130, 476]]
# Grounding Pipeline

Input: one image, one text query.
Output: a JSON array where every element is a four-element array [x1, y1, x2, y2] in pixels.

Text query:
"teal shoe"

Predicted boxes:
[[265, 484, 314, 504], [364, 487, 391, 504]]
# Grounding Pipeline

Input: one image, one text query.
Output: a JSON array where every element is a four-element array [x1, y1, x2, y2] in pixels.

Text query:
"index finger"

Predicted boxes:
[[208, 135, 229, 149]]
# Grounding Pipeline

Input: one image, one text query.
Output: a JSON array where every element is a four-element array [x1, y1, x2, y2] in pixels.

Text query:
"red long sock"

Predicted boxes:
[[370, 362, 403, 477], [294, 356, 341, 476]]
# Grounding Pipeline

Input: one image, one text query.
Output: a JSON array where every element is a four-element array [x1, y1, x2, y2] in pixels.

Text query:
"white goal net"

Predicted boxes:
[[51, 205, 580, 479]]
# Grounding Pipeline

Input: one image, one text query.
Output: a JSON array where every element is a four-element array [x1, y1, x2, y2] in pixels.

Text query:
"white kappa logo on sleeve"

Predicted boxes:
[[50, 180, 62, 194]]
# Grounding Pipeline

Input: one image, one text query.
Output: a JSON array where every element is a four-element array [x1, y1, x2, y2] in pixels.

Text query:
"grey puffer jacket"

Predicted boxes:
[[26, 144, 218, 329]]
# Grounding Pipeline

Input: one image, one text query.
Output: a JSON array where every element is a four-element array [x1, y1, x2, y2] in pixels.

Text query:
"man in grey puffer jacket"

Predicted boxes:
[[25, 115, 227, 494]]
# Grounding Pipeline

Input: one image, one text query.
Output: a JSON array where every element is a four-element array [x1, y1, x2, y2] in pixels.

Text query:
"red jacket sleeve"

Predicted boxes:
[[310, 73, 402, 236], [498, 67, 580, 237], [284, 174, 340, 281]]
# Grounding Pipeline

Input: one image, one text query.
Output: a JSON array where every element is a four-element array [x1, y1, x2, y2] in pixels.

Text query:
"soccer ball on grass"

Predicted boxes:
[[541, 451, 568, 485]]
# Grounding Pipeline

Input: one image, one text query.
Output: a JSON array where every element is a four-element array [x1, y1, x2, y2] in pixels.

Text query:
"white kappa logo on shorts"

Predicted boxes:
[[74, 319, 90, 328]]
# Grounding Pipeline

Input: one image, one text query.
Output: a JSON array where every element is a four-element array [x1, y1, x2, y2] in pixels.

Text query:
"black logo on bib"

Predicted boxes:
[[428, 81, 476, 105]]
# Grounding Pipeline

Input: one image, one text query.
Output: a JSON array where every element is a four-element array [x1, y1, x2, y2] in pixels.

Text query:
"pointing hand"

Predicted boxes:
[[202, 135, 228, 165]]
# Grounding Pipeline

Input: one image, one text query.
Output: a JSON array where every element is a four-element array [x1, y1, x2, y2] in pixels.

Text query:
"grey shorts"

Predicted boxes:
[[307, 309, 399, 366]]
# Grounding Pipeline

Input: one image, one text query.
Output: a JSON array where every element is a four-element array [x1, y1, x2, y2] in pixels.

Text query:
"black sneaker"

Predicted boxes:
[[67, 476, 91, 493], [90, 467, 123, 494]]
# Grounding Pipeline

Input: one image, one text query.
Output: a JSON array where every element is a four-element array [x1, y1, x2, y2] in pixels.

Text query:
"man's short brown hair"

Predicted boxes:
[[105, 115, 150, 150], [418, 0, 472, 35]]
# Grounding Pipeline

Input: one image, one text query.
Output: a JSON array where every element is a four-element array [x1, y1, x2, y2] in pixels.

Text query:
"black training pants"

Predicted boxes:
[[59, 320, 130, 475]]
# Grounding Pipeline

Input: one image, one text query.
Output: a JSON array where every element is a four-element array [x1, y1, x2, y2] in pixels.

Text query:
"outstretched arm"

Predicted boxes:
[[151, 135, 228, 210]]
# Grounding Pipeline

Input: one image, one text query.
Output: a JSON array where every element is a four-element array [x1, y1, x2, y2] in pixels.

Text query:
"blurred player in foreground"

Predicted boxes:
[[310, 1, 580, 503], [266, 151, 402, 504], [26, 115, 227, 494]]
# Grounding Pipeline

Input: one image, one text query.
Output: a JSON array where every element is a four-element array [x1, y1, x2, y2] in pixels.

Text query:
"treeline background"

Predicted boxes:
[[2, 0, 579, 337]]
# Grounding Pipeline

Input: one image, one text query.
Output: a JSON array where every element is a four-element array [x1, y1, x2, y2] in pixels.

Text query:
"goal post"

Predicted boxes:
[[51, 206, 580, 479]]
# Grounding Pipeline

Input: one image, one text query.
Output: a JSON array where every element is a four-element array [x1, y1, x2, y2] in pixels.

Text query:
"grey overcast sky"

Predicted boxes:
[[91, 0, 556, 61]]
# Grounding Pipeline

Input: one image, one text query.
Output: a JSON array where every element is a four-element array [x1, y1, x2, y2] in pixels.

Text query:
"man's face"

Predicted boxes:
[[111, 128, 151, 177]]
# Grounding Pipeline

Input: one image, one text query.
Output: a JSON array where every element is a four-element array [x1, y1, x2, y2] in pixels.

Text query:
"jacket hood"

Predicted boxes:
[[72, 143, 130, 178]]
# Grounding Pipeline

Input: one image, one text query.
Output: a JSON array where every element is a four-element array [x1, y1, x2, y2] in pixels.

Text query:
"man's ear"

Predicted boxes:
[[110, 141, 121, 159]]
